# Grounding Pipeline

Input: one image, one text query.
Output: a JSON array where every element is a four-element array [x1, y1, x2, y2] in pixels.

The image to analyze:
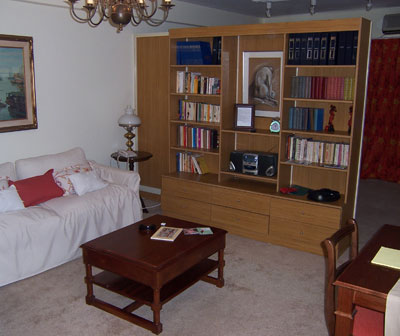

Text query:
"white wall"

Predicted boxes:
[[0, 0, 260, 166]]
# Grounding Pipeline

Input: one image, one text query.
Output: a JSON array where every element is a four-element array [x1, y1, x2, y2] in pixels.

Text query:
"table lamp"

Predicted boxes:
[[118, 105, 141, 152]]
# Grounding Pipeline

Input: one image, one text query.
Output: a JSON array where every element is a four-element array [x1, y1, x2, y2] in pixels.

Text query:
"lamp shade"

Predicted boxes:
[[118, 105, 141, 127]]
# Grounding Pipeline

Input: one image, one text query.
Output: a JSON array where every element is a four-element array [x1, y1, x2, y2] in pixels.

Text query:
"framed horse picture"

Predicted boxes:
[[242, 51, 283, 118]]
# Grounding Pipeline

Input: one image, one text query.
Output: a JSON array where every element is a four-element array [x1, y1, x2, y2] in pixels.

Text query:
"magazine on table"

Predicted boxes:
[[183, 227, 213, 235], [151, 227, 183, 242]]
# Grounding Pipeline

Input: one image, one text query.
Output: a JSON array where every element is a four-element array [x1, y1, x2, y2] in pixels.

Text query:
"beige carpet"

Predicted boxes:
[[1, 179, 399, 336]]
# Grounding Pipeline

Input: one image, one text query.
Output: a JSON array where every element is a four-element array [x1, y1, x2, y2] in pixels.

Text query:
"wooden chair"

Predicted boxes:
[[322, 218, 384, 336]]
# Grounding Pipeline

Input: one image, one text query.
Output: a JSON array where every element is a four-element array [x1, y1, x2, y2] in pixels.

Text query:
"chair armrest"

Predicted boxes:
[[89, 161, 140, 192]]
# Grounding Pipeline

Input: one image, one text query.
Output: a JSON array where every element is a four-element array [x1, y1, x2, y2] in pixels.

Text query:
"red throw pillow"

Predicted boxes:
[[9, 169, 64, 207]]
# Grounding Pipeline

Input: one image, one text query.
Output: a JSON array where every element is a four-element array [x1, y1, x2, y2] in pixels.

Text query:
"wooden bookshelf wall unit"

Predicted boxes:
[[162, 18, 371, 255]]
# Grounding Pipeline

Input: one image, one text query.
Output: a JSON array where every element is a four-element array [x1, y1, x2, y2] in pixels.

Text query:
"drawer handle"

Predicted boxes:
[[236, 199, 241, 203]]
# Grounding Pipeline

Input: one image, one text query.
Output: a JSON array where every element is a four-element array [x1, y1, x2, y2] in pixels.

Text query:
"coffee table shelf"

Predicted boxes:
[[92, 258, 219, 306]]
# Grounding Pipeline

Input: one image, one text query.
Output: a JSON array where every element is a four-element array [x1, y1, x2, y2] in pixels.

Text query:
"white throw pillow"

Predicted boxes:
[[53, 164, 92, 196], [68, 171, 108, 196], [0, 178, 9, 190], [0, 185, 25, 213]]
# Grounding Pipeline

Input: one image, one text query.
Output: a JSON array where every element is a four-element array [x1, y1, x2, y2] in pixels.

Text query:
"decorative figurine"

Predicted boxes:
[[348, 106, 353, 134], [325, 105, 336, 132]]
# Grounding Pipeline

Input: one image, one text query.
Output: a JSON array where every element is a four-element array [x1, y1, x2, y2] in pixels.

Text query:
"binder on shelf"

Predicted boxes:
[[351, 31, 358, 65], [319, 32, 328, 65], [300, 33, 308, 65], [305, 33, 314, 65], [312, 33, 321, 65], [328, 32, 338, 65], [337, 32, 347, 65], [294, 34, 301, 64], [211, 37, 221, 65], [344, 31, 354, 65], [287, 33, 296, 65]]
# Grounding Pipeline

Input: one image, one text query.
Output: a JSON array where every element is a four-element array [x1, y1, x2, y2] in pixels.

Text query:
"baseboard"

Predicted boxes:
[[140, 191, 161, 202]]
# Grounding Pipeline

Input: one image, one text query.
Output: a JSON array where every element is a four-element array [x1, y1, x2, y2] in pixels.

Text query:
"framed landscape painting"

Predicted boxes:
[[0, 34, 37, 132], [242, 51, 283, 118]]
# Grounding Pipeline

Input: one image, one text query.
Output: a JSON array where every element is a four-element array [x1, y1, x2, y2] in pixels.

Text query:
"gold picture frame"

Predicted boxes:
[[242, 51, 283, 118], [0, 34, 37, 133]]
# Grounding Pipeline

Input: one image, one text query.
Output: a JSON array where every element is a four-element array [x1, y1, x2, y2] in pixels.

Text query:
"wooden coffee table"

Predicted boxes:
[[81, 214, 227, 334]]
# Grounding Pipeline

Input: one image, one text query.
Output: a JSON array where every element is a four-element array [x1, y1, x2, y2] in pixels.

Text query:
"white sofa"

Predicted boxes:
[[0, 147, 143, 287]]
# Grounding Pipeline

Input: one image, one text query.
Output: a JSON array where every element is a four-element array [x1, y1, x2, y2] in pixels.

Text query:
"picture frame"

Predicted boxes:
[[0, 34, 37, 133], [242, 51, 283, 118], [234, 103, 255, 131]]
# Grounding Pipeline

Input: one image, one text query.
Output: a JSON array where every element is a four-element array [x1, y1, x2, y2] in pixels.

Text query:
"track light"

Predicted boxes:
[[310, 0, 316, 15], [366, 0, 372, 11], [265, 1, 272, 18]]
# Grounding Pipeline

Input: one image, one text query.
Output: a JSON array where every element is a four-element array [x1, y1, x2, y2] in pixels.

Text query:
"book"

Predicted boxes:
[[196, 156, 209, 174], [299, 33, 308, 65], [211, 37, 222, 65], [294, 34, 301, 64], [287, 33, 295, 65], [151, 226, 183, 242], [351, 31, 358, 65], [328, 32, 338, 65], [312, 33, 321, 65], [183, 227, 213, 235], [371, 246, 400, 270], [319, 32, 328, 65], [176, 41, 212, 65], [305, 33, 314, 65], [337, 31, 347, 65]]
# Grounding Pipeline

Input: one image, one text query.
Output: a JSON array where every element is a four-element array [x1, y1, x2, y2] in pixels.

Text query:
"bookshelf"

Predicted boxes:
[[163, 18, 371, 255]]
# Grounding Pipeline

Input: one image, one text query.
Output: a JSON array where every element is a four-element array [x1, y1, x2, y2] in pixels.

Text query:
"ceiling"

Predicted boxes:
[[177, 0, 399, 18]]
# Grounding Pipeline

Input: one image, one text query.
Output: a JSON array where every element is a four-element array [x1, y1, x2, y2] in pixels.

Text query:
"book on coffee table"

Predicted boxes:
[[151, 227, 183, 242], [183, 227, 213, 235]]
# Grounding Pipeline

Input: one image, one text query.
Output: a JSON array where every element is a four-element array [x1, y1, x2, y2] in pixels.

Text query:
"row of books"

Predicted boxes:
[[176, 152, 209, 174], [288, 107, 324, 131], [178, 100, 221, 123], [290, 76, 355, 101], [176, 71, 221, 95], [176, 37, 221, 65], [287, 135, 350, 168], [177, 125, 219, 150], [287, 31, 358, 65]]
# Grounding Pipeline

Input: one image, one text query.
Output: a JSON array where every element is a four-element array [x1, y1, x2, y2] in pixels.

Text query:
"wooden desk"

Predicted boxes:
[[334, 224, 400, 335]]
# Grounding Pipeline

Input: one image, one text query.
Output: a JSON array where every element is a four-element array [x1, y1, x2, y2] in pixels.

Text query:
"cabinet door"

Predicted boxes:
[[137, 35, 169, 189], [211, 205, 269, 238], [269, 216, 335, 255], [161, 195, 211, 224], [270, 198, 341, 229], [212, 186, 270, 215]]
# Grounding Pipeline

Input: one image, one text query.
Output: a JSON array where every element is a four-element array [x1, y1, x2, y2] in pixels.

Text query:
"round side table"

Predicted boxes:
[[111, 151, 153, 171], [111, 151, 153, 213]]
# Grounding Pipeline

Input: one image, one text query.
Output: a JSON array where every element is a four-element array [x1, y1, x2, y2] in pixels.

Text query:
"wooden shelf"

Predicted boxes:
[[170, 146, 219, 155], [283, 97, 354, 104], [171, 120, 220, 127], [220, 170, 278, 184], [281, 129, 351, 139], [92, 258, 218, 306], [280, 160, 349, 173]]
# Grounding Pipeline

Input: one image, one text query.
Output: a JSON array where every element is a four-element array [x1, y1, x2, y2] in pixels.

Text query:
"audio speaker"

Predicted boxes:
[[258, 153, 278, 177], [229, 151, 243, 173]]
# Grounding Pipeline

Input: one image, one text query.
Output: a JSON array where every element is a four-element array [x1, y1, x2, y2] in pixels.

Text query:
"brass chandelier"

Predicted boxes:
[[67, 0, 175, 32]]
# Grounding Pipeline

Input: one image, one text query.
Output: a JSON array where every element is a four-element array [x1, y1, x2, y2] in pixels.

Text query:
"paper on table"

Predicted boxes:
[[385, 278, 400, 336], [371, 247, 400, 270]]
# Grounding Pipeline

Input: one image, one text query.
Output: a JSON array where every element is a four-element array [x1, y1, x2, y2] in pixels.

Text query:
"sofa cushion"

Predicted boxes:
[[15, 147, 88, 180], [68, 170, 108, 196], [53, 164, 92, 196], [0, 185, 25, 213], [9, 169, 64, 207], [0, 162, 16, 181]]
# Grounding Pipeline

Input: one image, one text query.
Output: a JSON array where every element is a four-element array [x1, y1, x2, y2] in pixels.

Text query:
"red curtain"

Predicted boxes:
[[360, 38, 400, 182]]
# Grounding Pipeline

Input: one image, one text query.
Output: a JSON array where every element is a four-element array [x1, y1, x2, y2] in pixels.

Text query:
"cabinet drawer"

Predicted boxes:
[[212, 187, 270, 215], [161, 195, 211, 223], [162, 177, 212, 202], [270, 198, 341, 229], [211, 205, 268, 235], [269, 217, 335, 255]]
